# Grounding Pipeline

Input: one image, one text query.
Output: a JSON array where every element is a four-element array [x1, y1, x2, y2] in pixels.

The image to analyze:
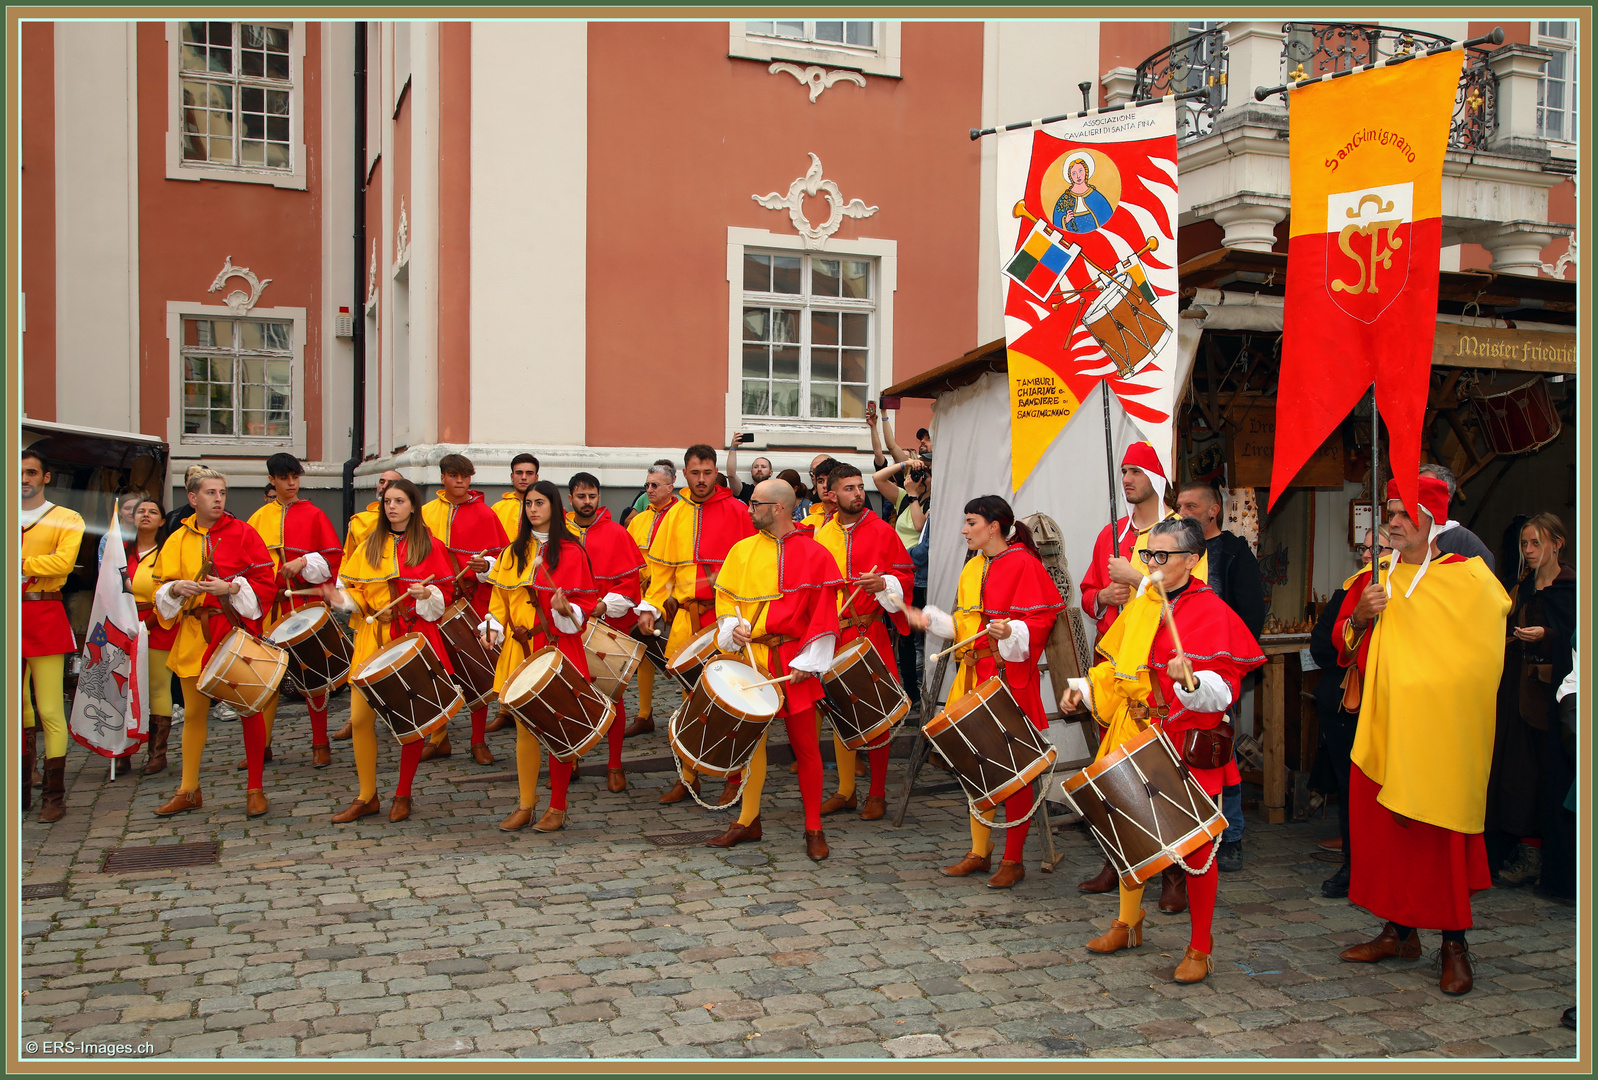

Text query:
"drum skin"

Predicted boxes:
[[1060, 724, 1227, 888], [923, 677, 1056, 812], [501, 646, 616, 763], [669, 659, 779, 778], [436, 598, 500, 710], [267, 604, 352, 696], [821, 637, 910, 750], [197, 628, 290, 714], [665, 624, 721, 690], [351, 632, 464, 744], [584, 620, 645, 702]]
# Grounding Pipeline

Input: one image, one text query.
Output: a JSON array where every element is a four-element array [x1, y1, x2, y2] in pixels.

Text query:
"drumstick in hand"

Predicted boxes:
[[746, 673, 795, 690], [366, 576, 436, 624], [1148, 570, 1198, 691], [931, 628, 988, 662], [838, 565, 880, 614]]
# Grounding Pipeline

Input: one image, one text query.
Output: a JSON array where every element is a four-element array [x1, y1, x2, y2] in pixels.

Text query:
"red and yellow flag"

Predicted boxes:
[[1272, 50, 1464, 515]]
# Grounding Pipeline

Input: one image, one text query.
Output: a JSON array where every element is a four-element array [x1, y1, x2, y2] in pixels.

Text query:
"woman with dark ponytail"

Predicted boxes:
[[908, 494, 1064, 889]]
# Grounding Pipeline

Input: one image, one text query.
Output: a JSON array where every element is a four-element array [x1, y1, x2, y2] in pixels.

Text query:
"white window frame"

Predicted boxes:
[[1535, 21, 1578, 149], [166, 301, 307, 457], [725, 228, 896, 450], [729, 20, 901, 78], [165, 20, 308, 190]]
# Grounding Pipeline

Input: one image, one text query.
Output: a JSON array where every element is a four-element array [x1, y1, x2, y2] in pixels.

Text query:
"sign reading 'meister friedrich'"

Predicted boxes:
[[1432, 323, 1577, 372]]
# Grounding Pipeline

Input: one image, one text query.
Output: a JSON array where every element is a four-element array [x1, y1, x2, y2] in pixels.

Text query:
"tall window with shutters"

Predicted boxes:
[[180, 316, 295, 441], [740, 252, 874, 422]]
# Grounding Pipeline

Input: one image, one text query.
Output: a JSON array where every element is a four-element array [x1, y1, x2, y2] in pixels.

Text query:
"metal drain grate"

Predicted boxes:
[[21, 883, 66, 899], [644, 830, 726, 847], [100, 841, 220, 873]]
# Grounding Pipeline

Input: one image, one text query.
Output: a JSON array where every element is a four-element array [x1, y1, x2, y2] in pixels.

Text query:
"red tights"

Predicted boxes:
[[394, 740, 425, 798], [240, 713, 267, 789], [866, 744, 890, 800], [549, 759, 572, 810], [470, 706, 487, 746], [1186, 840, 1219, 953], [1001, 787, 1033, 863], [609, 701, 626, 769], [308, 693, 329, 746], [787, 707, 824, 831]]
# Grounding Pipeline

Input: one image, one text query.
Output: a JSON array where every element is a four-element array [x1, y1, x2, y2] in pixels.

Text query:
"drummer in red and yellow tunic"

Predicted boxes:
[[636, 445, 754, 804], [567, 472, 646, 793], [20, 449, 86, 823], [247, 453, 343, 770], [481, 481, 600, 834], [705, 478, 842, 860], [150, 469, 278, 820], [814, 463, 914, 821], [624, 462, 678, 736], [330, 478, 457, 824], [492, 453, 540, 537], [1062, 516, 1265, 985], [420, 453, 510, 764], [909, 496, 1063, 890], [332, 468, 403, 742]]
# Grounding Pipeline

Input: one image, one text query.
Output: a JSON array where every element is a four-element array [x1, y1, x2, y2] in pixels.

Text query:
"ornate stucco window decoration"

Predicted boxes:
[[752, 153, 879, 250]]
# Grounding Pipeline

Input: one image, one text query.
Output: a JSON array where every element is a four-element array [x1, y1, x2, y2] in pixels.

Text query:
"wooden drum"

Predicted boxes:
[[584, 620, 645, 702], [265, 604, 352, 696], [196, 628, 289, 714], [350, 633, 464, 744], [501, 647, 617, 763], [668, 659, 780, 779], [821, 637, 910, 751], [435, 598, 500, 711], [923, 677, 1056, 816]]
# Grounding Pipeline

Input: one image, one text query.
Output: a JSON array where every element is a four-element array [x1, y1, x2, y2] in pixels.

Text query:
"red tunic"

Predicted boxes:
[[127, 543, 179, 651], [383, 535, 460, 676], [972, 545, 1064, 729], [817, 512, 913, 680], [424, 491, 511, 620], [523, 538, 600, 677], [717, 531, 842, 718], [1079, 515, 1142, 640], [651, 485, 755, 605], [253, 499, 344, 623], [1147, 582, 1265, 794], [181, 513, 278, 666], [569, 508, 644, 634]]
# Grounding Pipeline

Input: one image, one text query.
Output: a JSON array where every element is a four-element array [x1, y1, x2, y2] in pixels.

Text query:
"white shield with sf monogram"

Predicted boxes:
[[1325, 181, 1414, 325]]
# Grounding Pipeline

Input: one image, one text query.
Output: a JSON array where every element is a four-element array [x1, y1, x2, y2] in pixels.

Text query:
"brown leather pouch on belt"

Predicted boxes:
[[1340, 665, 1363, 713], [1181, 722, 1235, 771]]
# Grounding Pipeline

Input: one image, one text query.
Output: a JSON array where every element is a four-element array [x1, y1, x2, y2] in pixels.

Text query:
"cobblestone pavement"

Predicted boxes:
[[18, 688, 1579, 1062]]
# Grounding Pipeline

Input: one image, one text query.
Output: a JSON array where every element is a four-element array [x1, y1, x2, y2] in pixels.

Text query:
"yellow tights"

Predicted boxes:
[[177, 677, 213, 792], [1118, 882, 1146, 926], [350, 691, 382, 801], [147, 650, 174, 716], [22, 654, 69, 758], [515, 723, 545, 810]]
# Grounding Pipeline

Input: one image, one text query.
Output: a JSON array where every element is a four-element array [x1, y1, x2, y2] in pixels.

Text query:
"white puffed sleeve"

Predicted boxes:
[[790, 633, 836, 674], [1173, 668, 1233, 713], [414, 585, 447, 622], [923, 604, 956, 641], [875, 575, 904, 613], [996, 620, 1030, 663], [300, 552, 331, 584], [717, 615, 751, 653], [228, 578, 263, 620]]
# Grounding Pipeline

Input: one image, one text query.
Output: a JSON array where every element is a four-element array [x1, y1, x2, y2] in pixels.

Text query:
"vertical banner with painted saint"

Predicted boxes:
[[995, 100, 1179, 492], [1272, 50, 1463, 515]]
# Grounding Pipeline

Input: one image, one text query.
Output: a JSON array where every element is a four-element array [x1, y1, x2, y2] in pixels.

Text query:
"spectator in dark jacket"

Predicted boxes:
[[1177, 481, 1266, 873], [1419, 463, 1495, 572]]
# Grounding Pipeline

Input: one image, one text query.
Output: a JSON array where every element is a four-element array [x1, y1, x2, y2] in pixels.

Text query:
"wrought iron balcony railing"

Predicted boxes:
[[1280, 23, 1496, 150], [1133, 28, 1228, 142]]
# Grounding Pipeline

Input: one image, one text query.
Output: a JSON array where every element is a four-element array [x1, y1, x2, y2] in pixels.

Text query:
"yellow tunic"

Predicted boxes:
[[1350, 557, 1509, 834], [947, 554, 989, 703], [21, 504, 85, 592], [344, 502, 382, 561], [151, 520, 227, 677], [800, 503, 829, 532], [643, 490, 721, 658], [712, 533, 783, 676], [627, 504, 665, 593], [338, 532, 419, 669], [485, 542, 544, 693], [1086, 588, 1166, 757], [493, 491, 526, 538]]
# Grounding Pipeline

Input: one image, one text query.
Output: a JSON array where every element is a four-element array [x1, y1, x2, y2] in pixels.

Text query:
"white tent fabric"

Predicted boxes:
[[924, 318, 1204, 679]]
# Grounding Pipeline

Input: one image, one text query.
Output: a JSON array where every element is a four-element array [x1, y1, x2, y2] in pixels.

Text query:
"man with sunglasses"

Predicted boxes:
[[1329, 476, 1509, 995]]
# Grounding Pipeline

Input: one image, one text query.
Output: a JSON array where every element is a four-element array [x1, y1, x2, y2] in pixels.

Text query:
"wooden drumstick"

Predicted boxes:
[[1148, 570, 1198, 692], [931, 628, 988, 662], [366, 576, 435, 624], [284, 587, 328, 598], [746, 673, 795, 690], [838, 564, 881, 615]]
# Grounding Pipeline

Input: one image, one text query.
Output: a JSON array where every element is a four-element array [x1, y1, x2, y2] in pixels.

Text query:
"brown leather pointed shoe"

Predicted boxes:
[[805, 829, 829, 861], [659, 778, 700, 804], [1079, 858, 1118, 893], [312, 744, 332, 769], [1159, 864, 1189, 913], [332, 795, 380, 823], [237, 745, 274, 770], [388, 796, 412, 823], [717, 777, 742, 806], [942, 852, 992, 877], [1173, 946, 1214, 984], [471, 742, 495, 766], [706, 818, 762, 848], [484, 710, 514, 733], [987, 860, 1026, 889], [623, 713, 655, 737], [499, 806, 534, 831], [420, 734, 452, 761], [607, 768, 627, 793], [1439, 940, 1473, 995], [331, 722, 354, 741], [532, 807, 567, 832], [1086, 918, 1144, 954], [246, 789, 269, 818], [1339, 924, 1422, 963], [860, 796, 887, 821], [154, 788, 203, 816], [819, 793, 858, 816]]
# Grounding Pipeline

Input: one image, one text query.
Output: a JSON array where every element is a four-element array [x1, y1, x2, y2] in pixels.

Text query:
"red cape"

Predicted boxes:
[[974, 544, 1064, 726], [824, 512, 914, 678]]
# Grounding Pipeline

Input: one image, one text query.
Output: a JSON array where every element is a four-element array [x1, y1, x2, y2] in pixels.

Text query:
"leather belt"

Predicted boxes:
[[137, 601, 154, 613], [22, 592, 63, 602], [841, 610, 880, 631], [751, 633, 796, 649], [1129, 678, 1171, 724], [955, 640, 996, 665]]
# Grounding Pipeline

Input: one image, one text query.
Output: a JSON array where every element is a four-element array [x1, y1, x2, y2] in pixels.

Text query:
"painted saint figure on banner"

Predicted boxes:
[[1051, 151, 1117, 234]]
